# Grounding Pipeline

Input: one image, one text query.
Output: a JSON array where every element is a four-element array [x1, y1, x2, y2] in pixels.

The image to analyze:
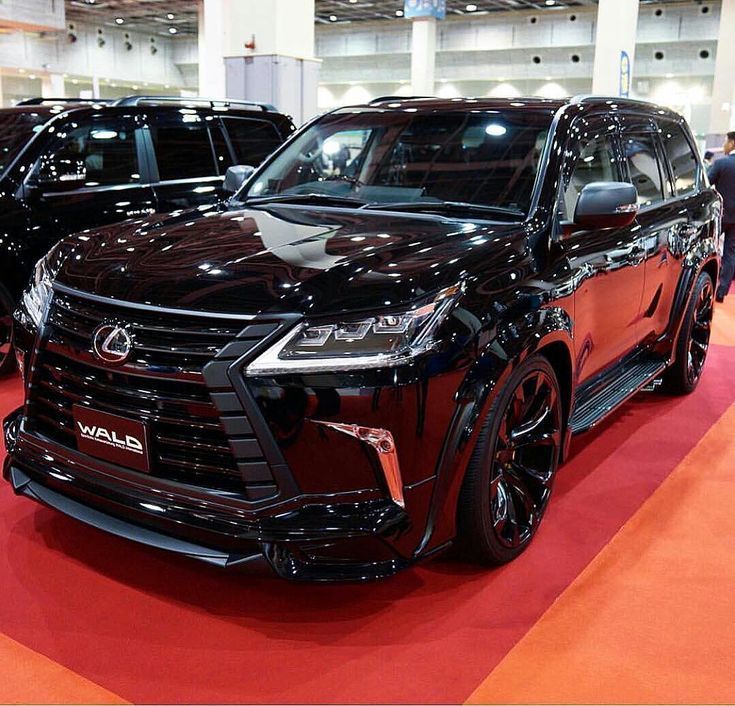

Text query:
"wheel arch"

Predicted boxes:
[[414, 306, 575, 558]]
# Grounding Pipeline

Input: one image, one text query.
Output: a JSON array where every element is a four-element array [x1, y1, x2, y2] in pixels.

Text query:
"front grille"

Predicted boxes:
[[27, 289, 278, 497]]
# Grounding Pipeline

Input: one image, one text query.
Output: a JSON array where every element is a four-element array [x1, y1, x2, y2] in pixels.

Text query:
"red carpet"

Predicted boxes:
[[0, 304, 734, 703]]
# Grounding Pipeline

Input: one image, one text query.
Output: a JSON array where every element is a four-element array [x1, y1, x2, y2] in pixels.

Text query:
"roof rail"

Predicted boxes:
[[111, 95, 277, 111], [569, 94, 661, 108], [16, 97, 113, 106], [369, 95, 435, 105]]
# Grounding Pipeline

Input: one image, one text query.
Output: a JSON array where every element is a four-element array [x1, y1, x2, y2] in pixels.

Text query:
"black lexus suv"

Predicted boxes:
[[0, 96, 294, 373], [4, 96, 719, 581]]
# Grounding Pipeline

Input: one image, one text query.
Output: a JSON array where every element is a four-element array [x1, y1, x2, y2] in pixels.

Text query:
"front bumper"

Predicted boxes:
[[4, 410, 427, 581]]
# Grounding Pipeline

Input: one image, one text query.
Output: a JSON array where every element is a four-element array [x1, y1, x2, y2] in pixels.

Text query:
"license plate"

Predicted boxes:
[[72, 405, 151, 473]]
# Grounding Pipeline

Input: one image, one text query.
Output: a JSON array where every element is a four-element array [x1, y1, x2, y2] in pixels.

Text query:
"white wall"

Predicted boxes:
[[316, 1, 721, 136]]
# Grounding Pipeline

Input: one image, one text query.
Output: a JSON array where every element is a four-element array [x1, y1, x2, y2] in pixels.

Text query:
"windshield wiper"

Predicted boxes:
[[363, 201, 525, 219], [242, 193, 366, 208]]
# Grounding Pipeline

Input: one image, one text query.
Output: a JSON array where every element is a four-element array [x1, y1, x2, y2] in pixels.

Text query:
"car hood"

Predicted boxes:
[[55, 204, 528, 317]]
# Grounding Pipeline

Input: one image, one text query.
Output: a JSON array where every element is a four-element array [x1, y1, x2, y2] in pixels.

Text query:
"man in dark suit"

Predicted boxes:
[[708, 132, 735, 301]]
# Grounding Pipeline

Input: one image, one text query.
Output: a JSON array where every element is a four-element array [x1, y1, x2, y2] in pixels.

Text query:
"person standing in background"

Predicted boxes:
[[708, 132, 735, 302]]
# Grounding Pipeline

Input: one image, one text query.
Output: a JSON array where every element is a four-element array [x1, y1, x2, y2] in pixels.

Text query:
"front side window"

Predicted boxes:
[[660, 122, 700, 196], [622, 132, 664, 207], [35, 118, 140, 187], [149, 111, 218, 181], [561, 132, 618, 220], [243, 109, 553, 216]]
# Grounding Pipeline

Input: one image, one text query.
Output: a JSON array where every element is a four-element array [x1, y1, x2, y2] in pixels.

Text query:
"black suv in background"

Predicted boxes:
[[0, 96, 294, 372], [4, 96, 719, 581]]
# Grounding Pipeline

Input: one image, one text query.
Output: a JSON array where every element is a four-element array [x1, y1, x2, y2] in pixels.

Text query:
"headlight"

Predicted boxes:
[[17, 257, 54, 329], [247, 285, 461, 375]]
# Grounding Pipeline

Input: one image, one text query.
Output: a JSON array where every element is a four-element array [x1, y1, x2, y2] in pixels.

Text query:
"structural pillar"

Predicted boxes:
[[591, 0, 639, 97], [708, 0, 735, 146], [198, 0, 318, 124], [410, 17, 437, 95], [41, 73, 65, 98]]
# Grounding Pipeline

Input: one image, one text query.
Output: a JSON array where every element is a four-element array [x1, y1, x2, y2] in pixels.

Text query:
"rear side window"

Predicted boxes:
[[660, 123, 700, 196], [221, 117, 283, 167], [149, 112, 218, 181], [622, 132, 665, 207]]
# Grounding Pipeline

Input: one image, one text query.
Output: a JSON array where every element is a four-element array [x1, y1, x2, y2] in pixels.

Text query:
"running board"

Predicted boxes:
[[569, 356, 668, 434]]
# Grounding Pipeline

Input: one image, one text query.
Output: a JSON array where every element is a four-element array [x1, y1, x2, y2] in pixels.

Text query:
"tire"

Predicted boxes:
[[0, 287, 16, 377], [664, 271, 714, 395], [456, 354, 563, 565]]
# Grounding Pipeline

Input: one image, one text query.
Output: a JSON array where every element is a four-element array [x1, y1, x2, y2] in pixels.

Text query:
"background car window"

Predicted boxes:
[[622, 133, 665, 207], [221, 117, 283, 167], [149, 112, 218, 181], [0, 111, 48, 174], [660, 123, 700, 196], [36, 118, 139, 187], [561, 134, 618, 219]]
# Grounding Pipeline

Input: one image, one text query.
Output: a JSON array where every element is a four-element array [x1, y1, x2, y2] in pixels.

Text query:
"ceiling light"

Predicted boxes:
[[167, 13, 175, 20], [168, 26, 178, 33], [329, 14, 338, 21], [115, 17, 124, 24], [396, 9, 404, 16], [545, 0, 556, 5], [466, 4, 478, 10]]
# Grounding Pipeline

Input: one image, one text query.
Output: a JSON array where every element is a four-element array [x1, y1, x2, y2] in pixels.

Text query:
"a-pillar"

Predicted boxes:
[[197, 0, 318, 125], [708, 0, 735, 148], [591, 0, 639, 97], [410, 17, 437, 96], [41, 73, 65, 98]]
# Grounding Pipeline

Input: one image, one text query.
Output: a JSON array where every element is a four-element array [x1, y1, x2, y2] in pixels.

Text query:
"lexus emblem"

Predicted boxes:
[[92, 323, 134, 365]]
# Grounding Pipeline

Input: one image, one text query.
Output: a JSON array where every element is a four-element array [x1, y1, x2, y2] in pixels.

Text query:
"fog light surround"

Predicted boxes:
[[314, 421, 405, 508]]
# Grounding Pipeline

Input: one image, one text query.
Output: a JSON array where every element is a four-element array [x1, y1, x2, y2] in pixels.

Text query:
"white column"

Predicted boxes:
[[41, 73, 65, 98], [198, 0, 226, 99], [410, 17, 437, 96], [591, 0, 639, 96], [91, 75, 100, 99], [709, 0, 735, 139], [198, 0, 317, 122]]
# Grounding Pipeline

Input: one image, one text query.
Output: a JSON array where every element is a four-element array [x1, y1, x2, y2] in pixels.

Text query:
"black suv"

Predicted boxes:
[[0, 96, 294, 373], [4, 96, 719, 581]]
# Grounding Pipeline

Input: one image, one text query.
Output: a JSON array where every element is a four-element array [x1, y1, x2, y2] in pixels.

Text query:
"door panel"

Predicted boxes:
[[559, 117, 646, 384]]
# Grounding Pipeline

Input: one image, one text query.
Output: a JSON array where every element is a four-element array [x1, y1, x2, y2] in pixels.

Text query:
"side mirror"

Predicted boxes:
[[573, 181, 639, 230], [223, 165, 256, 195], [32, 156, 87, 194]]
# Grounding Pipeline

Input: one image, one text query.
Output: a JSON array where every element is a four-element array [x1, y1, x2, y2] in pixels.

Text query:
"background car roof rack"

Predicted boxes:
[[16, 97, 113, 106], [369, 95, 435, 104], [111, 95, 277, 111]]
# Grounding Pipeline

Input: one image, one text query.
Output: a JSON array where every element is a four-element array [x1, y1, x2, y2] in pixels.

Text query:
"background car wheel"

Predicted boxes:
[[664, 271, 714, 395], [456, 354, 563, 565], [0, 287, 16, 377]]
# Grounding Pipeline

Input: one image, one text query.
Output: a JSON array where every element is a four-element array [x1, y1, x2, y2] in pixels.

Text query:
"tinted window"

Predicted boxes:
[[222, 117, 282, 167], [0, 111, 48, 174], [245, 110, 553, 214], [150, 112, 217, 181], [622, 132, 664, 207], [561, 133, 618, 219], [660, 123, 699, 196], [36, 117, 139, 186]]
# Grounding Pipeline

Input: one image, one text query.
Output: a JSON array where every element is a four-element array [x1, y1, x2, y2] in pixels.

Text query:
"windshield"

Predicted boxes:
[[241, 109, 553, 217], [0, 111, 49, 175]]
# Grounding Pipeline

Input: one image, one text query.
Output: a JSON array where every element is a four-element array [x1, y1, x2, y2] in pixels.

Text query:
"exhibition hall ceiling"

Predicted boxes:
[[64, 0, 710, 33]]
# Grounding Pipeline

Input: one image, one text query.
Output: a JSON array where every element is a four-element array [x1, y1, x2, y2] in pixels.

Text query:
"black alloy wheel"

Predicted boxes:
[[686, 276, 714, 386], [665, 270, 714, 395], [457, 355, 563, 565]]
